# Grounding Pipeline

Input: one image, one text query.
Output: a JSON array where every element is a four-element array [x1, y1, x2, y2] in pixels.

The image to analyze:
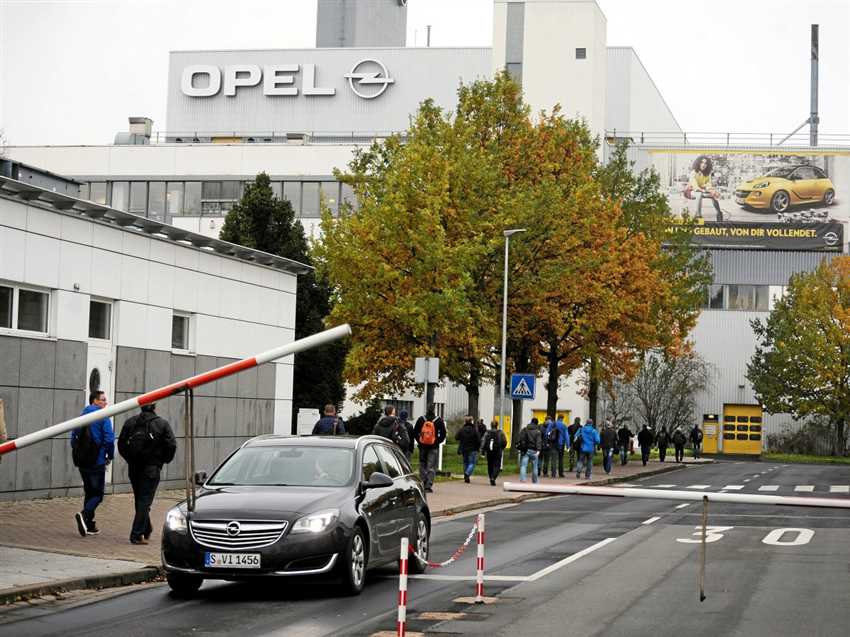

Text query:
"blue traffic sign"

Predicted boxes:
[[510, 373, 536, 400]]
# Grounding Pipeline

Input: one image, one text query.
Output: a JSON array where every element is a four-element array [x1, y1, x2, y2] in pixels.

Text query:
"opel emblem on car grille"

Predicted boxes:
[[226, 521, 241, 537]]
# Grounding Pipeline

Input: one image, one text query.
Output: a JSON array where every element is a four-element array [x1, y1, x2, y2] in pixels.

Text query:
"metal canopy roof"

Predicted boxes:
[[0, 175, 312, 276]]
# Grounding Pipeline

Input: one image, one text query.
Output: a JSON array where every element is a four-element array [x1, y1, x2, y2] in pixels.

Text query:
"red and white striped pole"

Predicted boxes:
[[397, 536, 409, 637], [0, 324, 351, 457], [474, 513, 486, 603]]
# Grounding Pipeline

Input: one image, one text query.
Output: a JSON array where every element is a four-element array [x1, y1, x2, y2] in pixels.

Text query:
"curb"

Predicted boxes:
[[0, 566, 162, 606]]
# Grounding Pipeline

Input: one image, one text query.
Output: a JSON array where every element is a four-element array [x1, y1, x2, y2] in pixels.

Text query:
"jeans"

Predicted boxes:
[[602, 448, 613, 474], [576, 451, 593, 479], [520, 450, 539, 483], [129, 465, 160, 540], [675, 445, 684, 463], [79, 466, 106, 526], [463, 451, 478, 476], [620, 447, 629, 465], [486, 452, 502, 483], [658, 445, 667, 463], [641, 446, 651, 466], [419, 447, 438, 489]]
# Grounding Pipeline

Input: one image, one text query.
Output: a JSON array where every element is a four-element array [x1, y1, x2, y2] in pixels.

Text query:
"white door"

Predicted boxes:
[[86, 300, 116, 484]]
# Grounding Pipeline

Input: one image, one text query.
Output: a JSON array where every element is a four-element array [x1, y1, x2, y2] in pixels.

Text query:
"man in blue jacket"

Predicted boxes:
[[312, 404, 346, 435], [575, 418, 601, 480], [541, 416, 569, 478], [71, 391, 115, 537]]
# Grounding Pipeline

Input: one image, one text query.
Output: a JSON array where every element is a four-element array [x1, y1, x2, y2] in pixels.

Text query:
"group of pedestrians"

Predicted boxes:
[[70, 391, 176, 544], [630, 423, 704, 465]]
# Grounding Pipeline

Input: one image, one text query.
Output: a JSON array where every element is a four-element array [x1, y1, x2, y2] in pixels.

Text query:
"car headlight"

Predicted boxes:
[[291, 509, 339, 534], [753, 181, 770, 189], [165, 507, 188, 534]]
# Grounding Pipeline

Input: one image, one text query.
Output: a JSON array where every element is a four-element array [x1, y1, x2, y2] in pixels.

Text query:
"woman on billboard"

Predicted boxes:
[[685, 155, 726, 221]]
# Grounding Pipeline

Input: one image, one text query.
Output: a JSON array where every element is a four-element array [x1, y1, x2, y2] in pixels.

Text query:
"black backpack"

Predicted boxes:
[[123, 417, 157, 464], [72, 426, 100, 468], [390, 420, 408, 449], [547, 426, 560, 447]]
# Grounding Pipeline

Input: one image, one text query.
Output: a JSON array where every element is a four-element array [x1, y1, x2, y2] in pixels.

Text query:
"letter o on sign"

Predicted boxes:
[[761, 528, 814, 547], [181, 65, 221, 97]]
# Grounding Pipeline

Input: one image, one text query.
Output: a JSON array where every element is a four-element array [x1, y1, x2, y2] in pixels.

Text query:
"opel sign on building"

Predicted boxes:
[[167, 47, 491, 135]]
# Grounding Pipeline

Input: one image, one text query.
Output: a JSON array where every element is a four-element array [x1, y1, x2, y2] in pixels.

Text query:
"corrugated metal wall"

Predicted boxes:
[[708, 249, 836, 285]]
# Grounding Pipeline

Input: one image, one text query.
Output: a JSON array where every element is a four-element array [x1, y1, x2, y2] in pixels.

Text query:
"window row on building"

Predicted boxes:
[[1, 282, 192, 351], [702, 284, 786, 312], [78, 179, 356, 221]]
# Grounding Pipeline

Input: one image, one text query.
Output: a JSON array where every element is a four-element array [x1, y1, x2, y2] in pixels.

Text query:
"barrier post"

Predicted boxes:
[[475, 513, 485, 603], [398, 537, 409, 637]]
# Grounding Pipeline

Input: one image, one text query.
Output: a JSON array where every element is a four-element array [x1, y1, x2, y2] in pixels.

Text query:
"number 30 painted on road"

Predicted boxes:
[[676, 526, 734, 543], [676, 527, 815, 546]]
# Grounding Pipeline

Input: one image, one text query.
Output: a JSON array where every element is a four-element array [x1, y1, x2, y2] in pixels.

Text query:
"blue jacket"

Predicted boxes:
[[544, 419, 570, 449], [70, 404, 115, 467], [578, 424, 601, 453], [312, 415, 346, 435]]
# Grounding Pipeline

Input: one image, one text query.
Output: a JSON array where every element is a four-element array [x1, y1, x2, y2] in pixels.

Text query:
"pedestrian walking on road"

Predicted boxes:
[[455, 416, 481, 483], [656, 427, 670, 463], [550, 415, 569, 477], [575, 418, 600, 480], [118, 403, 176, 545], [637, 424, 654, 466], [372, 405, 411, 451], [70, 391, 115, 537], [672, 427, 687, 463], [312, 404, 346, 435], [617, 424, 633, 466], [480, 420, 508, 486], [690, 424, 703, 459], [600, 419, 618, 474], [541, 417, 560, 477], [567, 417, 581, 472], [518, 418, 543, 483], [414, 405, 447, 494], [398, 410, 415, 460]]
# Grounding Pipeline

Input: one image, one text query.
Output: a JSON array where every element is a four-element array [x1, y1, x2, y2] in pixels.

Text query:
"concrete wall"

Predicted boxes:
[[606, 47, 681, 134]]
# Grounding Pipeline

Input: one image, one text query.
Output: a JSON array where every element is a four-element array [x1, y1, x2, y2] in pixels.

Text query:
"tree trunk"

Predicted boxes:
[[546, 338, 559, 420], [588, 355, 599, 424]]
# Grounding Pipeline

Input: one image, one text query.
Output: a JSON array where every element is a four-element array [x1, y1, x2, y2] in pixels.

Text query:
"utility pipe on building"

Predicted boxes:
[[0, 324, 353, 457]]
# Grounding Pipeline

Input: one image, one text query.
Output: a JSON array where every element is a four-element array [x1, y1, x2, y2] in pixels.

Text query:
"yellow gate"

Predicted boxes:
[[532, 409, 571, 425], [494, 415, 512, 449], [722, 405, 763, 455], [702, 413, 719, 454]]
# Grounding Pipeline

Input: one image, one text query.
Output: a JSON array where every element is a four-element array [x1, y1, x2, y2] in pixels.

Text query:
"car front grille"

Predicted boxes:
[[190, 520, 288, 550], [735, 190, 751, 198]]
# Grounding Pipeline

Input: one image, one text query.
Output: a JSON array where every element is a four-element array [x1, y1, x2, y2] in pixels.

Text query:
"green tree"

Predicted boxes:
[[220, 173, 347, 427], [747, 257, 850, 455]]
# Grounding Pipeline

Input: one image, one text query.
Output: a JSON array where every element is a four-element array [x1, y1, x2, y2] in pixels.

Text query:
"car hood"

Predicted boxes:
[[190, 485, 345, 520], [738, 177, 781, 189]]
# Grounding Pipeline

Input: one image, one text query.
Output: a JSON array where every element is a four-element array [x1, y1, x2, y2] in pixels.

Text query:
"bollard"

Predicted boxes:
[[398, 536, 409, 637], [474, 513, 485, 603]]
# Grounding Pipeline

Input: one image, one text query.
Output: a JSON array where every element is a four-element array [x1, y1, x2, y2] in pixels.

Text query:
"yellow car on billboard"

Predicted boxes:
[[734, 165, 835, 213]]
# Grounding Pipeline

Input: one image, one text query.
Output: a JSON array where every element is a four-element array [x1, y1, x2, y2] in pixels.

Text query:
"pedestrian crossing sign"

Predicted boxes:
[[510, 374, 536, 400]]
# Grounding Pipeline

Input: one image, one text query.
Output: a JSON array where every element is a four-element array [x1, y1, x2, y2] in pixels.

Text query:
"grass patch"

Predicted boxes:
[[762, 453, 850, 466]]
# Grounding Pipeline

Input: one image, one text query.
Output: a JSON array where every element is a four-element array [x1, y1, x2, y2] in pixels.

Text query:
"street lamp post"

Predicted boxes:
[[499, 229, 526, 440]]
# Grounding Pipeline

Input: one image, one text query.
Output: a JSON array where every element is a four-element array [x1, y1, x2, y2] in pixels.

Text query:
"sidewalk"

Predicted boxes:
[[0, 457, 707, 603]]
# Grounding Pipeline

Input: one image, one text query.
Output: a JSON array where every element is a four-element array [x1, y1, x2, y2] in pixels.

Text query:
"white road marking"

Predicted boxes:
[[641, 516, 662, 525], [527, 538, 617, 581], [758, 485, 780, 492], [675, 503, 690, 509], [794, 485, 815, 492], [686, 485, 710, 490], [830, 485, 850, 493], [762, 528, 814, 546], [722, 485, 745, 490]]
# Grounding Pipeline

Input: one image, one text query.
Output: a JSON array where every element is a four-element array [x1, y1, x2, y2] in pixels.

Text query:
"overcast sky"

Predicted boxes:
[[1, 0, 848, 145]]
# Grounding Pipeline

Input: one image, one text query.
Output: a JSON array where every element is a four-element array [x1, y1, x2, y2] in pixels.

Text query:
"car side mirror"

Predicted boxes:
[[194, 471, 208, 486], [360, 471, 393, 491]]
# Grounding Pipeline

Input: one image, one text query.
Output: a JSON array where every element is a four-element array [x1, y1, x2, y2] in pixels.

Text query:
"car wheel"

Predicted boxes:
[[823, 189, 835, 206], [166, 573, 203, 598], [770, 190, 790, 212], [409, 514, 430, 575], [339, 527, 367, 595]]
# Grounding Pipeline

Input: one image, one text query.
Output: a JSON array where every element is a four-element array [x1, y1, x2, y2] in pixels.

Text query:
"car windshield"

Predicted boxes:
[[208, 446, 355, 487], [762, 167, 795, 178]]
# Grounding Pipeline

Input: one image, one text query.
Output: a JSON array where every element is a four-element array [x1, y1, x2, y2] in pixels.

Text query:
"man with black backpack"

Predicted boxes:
[[413, 404, 446, 494], [480, 420, 508, 486], [118, 403, 176, 545], [312, 404, 346, 435], [541, 417, 564, 478], [373, 405, 410, 451], [71, 391, 115, 537], [567, 417, 581, 473], [398, 410, 415, 460]]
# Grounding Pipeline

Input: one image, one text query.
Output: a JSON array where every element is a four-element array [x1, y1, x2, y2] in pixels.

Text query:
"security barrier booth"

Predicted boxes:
[[722, 404, 764, 455]]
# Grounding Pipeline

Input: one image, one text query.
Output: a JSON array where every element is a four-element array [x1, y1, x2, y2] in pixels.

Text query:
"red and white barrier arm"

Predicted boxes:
[[474, 513, 486, 603], [502, 482, 850, 510], [0, 324, 352, 457], [397, 536, 409, 637]]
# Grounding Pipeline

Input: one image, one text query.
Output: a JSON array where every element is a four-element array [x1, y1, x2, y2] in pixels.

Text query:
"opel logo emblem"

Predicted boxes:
[[344, 59, 395, 100], [823, 231, 839, 247], [226, 521, 241, 537]]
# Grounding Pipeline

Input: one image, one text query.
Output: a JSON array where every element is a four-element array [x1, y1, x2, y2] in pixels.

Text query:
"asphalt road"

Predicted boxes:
[[1, 460, 848, 636]]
